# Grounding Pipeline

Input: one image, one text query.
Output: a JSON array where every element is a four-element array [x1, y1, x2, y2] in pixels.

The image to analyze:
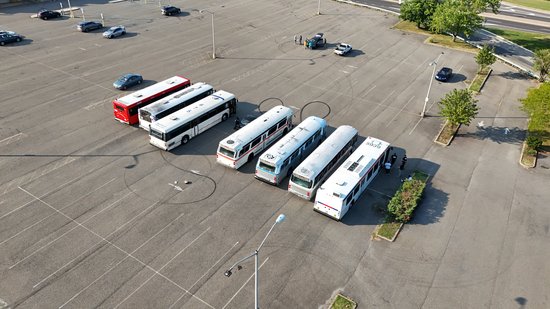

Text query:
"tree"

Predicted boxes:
[[475, 44, 496, 72], [471, 0, 501, 13], [533, 49, 550, 82], [430, 0, 484, 41], [438, 89, 479, 126], [399, 0, 440, 29], [521, 82, 550, 132]]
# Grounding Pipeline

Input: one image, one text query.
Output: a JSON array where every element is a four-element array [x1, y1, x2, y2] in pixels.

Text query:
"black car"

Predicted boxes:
[[77, 21, 103, 32], [38, 10, 62, 20], [0, 34, 23, 46], [113, 73, 143, 90], [161, 5, 181, 16], [435, 67, 453, 82]]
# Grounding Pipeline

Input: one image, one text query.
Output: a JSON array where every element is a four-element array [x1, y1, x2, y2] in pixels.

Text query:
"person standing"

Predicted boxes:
[[399, 155, 407, 171], [294, 35, 297, 44], [299, 35, 302, 44], [234, 117, 241, 130], [384, 161, 391, 174], [390, 153, 397, 165]]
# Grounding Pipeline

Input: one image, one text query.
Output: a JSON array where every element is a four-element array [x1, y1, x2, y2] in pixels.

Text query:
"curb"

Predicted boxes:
[[375, 223, 403, 242], [519, 141, 537, 168], [332, 0, 399, 16], [470, 68, 493, 93], [434, 121, 458, 146]]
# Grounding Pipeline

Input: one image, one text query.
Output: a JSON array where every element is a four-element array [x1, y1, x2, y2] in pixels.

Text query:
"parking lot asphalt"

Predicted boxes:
[[1, 0, 549, 308]]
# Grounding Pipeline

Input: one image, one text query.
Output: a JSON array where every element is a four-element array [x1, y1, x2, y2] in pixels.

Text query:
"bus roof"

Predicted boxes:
[[218, 106, 293, 150], [319, 136, 390, 199], [292, 125, 358, 180], [259, 116, 327, 166], [139, 82, 212, 115], [114, 75, 189, 107], [150, 90, 235, 133]]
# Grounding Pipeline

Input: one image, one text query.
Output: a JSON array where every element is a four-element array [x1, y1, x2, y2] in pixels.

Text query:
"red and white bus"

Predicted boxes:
[[112, 75, 191, 124]]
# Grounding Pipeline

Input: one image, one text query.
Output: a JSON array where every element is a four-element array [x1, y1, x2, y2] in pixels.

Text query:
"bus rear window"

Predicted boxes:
[[218, 146, 235, 158], [150, 129, 164, 141], [290, 175, 313, 188], [114, 104, 125, 112], [258, 161, 276, 173]]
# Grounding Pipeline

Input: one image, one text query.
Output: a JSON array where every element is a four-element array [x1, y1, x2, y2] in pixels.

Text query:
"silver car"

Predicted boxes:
[[103, 26, 126, 39]]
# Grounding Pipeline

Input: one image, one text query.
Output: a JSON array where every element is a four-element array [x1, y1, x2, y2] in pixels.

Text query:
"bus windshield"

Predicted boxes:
[[258, 161, 276, 173], [140, 110, 152, 122], [218, 146, 235, 158], [290, 175, 313, 188]]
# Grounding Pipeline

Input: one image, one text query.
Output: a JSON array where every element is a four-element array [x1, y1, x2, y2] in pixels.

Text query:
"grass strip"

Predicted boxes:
[[377, 222, 402, 240], [502, 0, 550, 11], [331, 294, 357, 309], [484, 27, 550, 52]]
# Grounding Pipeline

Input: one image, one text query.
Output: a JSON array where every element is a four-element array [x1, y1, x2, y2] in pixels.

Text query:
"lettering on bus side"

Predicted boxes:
[[366, 140, 383, 149]]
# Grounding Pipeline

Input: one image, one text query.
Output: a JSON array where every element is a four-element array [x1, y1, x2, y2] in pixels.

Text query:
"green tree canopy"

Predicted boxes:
[[533, 49, 550, 82], [521, 83, 550, 132], [438, 89, 480, 126], [430, 0, 484, 41], [399, 0, 440, 29], [475, 44, 497, 72]]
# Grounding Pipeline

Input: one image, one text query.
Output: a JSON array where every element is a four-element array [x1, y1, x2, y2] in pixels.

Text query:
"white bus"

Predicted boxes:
[[314, 136, 390, 220], [288, 125, 358, 200], [149, 90, 237, 151], [217, 106, 294, 169], [138, 82, 214, 131], [255, 116, 327, 185]]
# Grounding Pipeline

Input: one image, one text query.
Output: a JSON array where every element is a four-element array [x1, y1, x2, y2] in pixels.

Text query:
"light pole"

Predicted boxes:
[[317, 0, 321, 15], [224, 214, 286, 309], [421, 52, 444, 118], [200, 9, 216, 59]]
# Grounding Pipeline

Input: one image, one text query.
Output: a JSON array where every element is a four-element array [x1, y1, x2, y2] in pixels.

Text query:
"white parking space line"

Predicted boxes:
[[78, 47, 87, 51], [408, 116, 423, 135], [340, 70, 350, 74], [222, 257, 270, 309], [0, 133, 26, 147], [32, 192, 157, 288], [111, 227, 212, 309], [167, 241, 240, 309], [57, 213, 192, 308], [362, 90, 396, 122], [9, 184, 127, 269], [84, 95, 118, 111], [346, 65, 358, 69], [17, 187, 213, 309], [0, 178, 117, 247], [0, 174, 82, 222], [385, 96, 415, 127]]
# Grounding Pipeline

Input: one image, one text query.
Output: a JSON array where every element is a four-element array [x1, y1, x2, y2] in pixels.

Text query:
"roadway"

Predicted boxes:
[[350, 0, 550, 34], [0, 0, 548, 308]]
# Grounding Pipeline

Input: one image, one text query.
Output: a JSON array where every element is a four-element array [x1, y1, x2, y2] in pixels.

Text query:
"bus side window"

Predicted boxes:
[[277, 119, 286, 129], [129, 107, 138, 116], [268, 125, 277, 136], [251, 137, 261, 147], [345, 194, 353, 205], [367, 168, 373, 181], [242, 143, 250, 153]]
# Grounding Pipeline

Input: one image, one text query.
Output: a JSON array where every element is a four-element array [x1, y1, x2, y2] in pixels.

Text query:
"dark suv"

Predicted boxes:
[[0, 33, 24, 46], [77, 21, 103, 32], [161, 6, 181, 16], [306, 33, 326, 49], [38, 10, 61, 20], [435, 67, 453, 82]]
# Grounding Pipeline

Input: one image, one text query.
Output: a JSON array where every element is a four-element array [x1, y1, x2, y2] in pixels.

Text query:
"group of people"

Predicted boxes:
[[293, 35, 303, 45], [384, 152, 407, 174]]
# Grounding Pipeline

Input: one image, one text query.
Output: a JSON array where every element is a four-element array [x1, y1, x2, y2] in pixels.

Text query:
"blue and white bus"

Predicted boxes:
[[255, 116, 327, 185], [288, 125, 358, 200], [314, 136, 390, 220], [217, 106, 294, 169], [138, 82, 214, 131], [149, 91, 237, 150]]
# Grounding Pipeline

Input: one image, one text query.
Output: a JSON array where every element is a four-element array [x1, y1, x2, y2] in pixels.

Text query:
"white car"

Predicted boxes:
[[103, 26, 126, 39], [334, 43, 352, 56]]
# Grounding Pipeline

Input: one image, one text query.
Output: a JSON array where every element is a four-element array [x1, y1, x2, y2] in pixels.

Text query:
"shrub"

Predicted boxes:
[[387, 179, 426, 223], [526, 135, 543, 150]]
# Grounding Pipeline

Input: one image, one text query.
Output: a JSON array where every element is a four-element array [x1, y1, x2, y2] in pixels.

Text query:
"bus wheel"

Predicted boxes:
[[222, 114, 228, 121], [182, 135, 190, 144], [247, 153, 254, 163]]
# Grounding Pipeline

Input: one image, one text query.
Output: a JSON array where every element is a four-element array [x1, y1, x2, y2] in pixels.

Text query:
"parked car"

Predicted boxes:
[[161, 5, 181, 16], [306, 33, 326, 49], [38, 10, 61, 20], [334, 43, 352, 56], [435, 67, 453, 82], [77, 21, 103, 32], [0, 30, 17, 36], [113, 73, 143, 90], [0, 33, 24, 46], [103, 26, 126, 39]]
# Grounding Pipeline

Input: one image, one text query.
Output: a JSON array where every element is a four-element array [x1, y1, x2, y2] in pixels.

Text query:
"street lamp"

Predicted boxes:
[[224, 214, 286, 309], [421, 52, 444, 118], [199, 9, 216, 59], [317, 0, 321, 15]]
